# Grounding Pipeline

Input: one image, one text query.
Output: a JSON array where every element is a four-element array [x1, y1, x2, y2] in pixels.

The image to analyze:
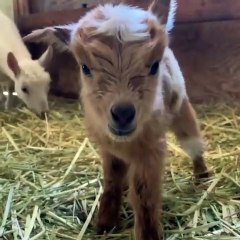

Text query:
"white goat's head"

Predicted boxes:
[[7, 47, 52, 117]]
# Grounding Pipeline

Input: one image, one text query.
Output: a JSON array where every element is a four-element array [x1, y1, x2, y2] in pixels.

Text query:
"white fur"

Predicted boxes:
[[159, 47, 187, 112], [71, 3, 158, 43], [180, 137, 205, 159], [0, 11, 30, 79], [154, 47, 187, 116], [70, 1, 177, 43], [166, 0, 177, 32], [0, 10, 51, 115]]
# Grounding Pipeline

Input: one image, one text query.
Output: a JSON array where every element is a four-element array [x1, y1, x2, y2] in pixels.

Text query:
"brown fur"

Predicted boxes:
[[148, 0, 171, 25], [71, 2, 209, 239], [96, 152, 129, 233], [25, 37, 80, 100], [170, 99, 209, 178], [45, 48, 80, 100]]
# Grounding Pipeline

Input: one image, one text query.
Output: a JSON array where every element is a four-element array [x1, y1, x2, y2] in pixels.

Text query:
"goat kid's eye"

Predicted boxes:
[[21, 87, 29, 94], [149, 61, 159, 76], [82, 64, 92, 77]]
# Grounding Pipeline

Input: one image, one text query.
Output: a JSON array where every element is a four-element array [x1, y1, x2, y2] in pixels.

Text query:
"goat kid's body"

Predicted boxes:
[[82, 48, 208, 240], [69, 2, 209, 239]]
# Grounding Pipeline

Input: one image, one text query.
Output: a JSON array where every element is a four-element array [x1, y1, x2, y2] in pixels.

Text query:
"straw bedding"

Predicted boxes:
[[0, 97, 240, 240]]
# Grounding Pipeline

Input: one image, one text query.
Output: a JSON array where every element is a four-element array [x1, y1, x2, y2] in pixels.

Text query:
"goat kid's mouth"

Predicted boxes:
[[108, 124, 136, 137]]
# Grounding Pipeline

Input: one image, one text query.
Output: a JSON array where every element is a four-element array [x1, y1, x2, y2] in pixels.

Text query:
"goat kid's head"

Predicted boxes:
[[69, 0, 173, 142], [7, 47, 52, 117]]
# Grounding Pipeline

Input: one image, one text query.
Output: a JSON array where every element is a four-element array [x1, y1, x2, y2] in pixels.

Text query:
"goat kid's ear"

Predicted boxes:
[[23, 25, 73, 51], [143, 22, 168, 63], [7, 52, 21, 78], [53, 26, 72, 45], [146, 38, 166, 65], [38, 45, 54, 69], [23, 28, 54, 44], [70, 30, 92, 66], [148, 0, 171, 25]]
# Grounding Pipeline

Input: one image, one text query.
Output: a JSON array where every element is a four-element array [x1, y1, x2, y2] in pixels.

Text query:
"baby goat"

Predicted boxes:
[[0, 10, 52, 116], [54, 0, 209, 239], [23, 25, 81, 100]]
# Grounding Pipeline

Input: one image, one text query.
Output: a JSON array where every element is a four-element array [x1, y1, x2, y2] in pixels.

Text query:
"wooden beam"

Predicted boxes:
[[18, 0, 240, 32], [15, 0, 30, 18], [28, 0, 96, 13], [18, 8, 89, 33]]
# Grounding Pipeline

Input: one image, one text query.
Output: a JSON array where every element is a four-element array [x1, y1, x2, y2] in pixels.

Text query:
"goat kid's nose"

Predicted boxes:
[[111, 102, 136, 127]]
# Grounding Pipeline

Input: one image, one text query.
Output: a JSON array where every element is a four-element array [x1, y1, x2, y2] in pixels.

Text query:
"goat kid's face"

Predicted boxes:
[[7, 48, 52, 117], [72, 22, 167, 142]]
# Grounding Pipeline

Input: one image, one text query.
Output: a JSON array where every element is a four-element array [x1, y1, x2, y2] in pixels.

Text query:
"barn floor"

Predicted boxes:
[[0, 98, 240, 240]]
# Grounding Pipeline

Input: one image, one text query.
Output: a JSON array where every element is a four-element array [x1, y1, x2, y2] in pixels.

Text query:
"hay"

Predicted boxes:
[[0, 98, 240, 240]]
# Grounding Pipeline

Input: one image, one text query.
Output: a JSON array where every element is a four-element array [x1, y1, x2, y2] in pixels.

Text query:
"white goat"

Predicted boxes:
[[0, 10, 52, 116]]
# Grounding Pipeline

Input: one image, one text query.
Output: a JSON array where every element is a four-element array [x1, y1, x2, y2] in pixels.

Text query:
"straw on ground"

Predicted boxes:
[[0, 98, 240, 239]]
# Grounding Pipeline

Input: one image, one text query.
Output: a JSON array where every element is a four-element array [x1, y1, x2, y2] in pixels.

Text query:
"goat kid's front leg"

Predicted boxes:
[[97, 151, 128, 234], [171, 98, 209, 179], [129, 144, 166, 240]]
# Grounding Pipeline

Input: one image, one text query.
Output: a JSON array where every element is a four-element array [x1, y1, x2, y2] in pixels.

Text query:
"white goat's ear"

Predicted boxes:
[[7, 52, 21, 78], [38, 45, 54, 69], [148, 0, 171, 25]]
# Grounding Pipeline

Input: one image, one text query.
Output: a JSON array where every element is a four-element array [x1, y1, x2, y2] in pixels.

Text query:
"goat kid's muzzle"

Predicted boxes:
[[108, 102, 137, 137]]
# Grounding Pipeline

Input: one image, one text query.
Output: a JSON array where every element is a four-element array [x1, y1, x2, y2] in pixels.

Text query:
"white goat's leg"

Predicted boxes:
[[0, 84, 7, 110], [0, 86, 4, 102], [4, 83, 15, 110]]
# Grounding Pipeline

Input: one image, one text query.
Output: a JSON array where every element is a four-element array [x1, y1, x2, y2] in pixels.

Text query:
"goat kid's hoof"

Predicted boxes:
[[194, 169, 213, 185], [96, 222, 117, 235], [196, 171, 210, 179], [197, 168, 214, 179], [96, 214, 121, 235]]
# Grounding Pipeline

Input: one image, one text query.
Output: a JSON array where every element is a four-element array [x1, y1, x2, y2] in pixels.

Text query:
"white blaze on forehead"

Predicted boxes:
[[71, 3, 159, 42]]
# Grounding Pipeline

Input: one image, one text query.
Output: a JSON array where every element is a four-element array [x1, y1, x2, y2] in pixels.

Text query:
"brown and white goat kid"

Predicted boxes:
[[70, 1, 209, 239]]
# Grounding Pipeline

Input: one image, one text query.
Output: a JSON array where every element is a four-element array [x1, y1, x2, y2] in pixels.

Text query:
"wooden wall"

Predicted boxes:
[[16, 0, 240, 104], [170, 20, 240, 103], [17, 0, 240, 32], [29, 0, 96, 13]]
